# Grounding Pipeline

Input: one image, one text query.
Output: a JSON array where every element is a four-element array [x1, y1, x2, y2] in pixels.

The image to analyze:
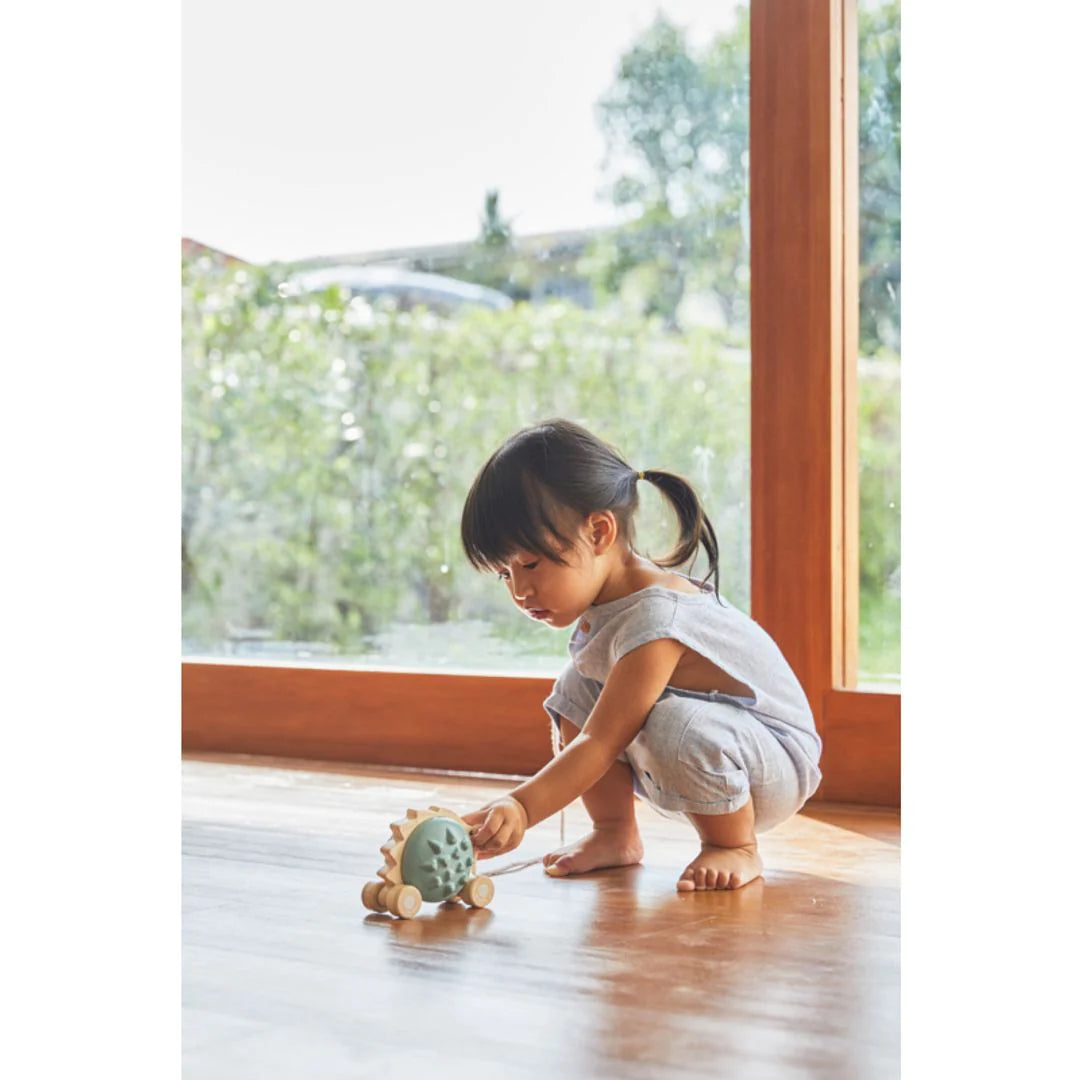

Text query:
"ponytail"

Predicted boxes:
[[639, 469, 720, 596], [460, 419, 722, 596]]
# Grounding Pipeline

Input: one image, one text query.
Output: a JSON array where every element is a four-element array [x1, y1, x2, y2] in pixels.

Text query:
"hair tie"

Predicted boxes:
[[637, 470, 646, 481]]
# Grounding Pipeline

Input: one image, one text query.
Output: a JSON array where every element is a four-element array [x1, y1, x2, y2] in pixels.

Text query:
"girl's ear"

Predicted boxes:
[[587, 511, 617, 554]]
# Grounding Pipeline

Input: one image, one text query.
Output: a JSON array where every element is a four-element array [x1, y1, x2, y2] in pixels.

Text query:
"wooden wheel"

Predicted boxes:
[[460, 875, 494, 909], [362, 880, 388, 912], [385, 884, 423, 919]]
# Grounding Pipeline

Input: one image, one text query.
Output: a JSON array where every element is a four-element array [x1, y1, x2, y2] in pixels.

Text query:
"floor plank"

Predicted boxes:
[[183, 755, 899, 1079]]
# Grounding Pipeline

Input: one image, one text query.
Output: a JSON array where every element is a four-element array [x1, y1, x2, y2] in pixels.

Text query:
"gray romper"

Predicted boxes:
[[543, 578, 823, 831]]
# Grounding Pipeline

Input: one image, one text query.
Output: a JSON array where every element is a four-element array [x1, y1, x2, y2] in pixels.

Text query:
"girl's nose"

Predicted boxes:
[[510, 570, 531, 600]]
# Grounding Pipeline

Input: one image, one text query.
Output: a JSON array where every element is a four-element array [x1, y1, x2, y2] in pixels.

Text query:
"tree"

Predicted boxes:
[[478, 189, 512, 249], [590, 10, 750, 331], [455, 188, 531, 300], [858, 1, 901, 354], [590, 2, 900, 356]]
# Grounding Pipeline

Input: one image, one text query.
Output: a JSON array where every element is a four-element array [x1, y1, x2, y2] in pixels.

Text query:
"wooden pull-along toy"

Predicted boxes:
[[362, 806, 495, 919]]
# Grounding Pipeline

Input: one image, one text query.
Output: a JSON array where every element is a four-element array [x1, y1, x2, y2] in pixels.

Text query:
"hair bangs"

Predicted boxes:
[[461, 463, 577, 573]]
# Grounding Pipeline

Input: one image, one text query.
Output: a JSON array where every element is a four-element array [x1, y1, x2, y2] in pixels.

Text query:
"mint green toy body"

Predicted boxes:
[[400, 817, 474, 902], [362, 805, 496, 919]]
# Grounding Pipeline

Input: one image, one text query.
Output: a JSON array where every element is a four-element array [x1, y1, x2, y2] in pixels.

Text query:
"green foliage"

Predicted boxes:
[[182, 253, 899, 677], [859, 357, 901, 594], [478, 189, 512, 249], [859, 1, 901, 353], [590, 9, 751, 331], [858, 355, 901, 679], [586, 2, 899, 357], [182, 256, 752, 665]]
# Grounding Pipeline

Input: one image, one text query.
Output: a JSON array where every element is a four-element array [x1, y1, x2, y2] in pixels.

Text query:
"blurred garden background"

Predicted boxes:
[[182, 2, 899, 685]]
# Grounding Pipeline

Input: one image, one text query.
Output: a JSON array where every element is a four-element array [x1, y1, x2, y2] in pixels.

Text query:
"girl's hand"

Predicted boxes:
[[462, 796, 529, 859]]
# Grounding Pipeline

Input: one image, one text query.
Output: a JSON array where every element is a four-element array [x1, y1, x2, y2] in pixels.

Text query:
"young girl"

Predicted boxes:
[[459, 419, 822, 891]]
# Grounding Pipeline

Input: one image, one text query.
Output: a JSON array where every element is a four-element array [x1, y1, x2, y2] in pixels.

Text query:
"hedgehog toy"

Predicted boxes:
[[362, 806, 495, 919]]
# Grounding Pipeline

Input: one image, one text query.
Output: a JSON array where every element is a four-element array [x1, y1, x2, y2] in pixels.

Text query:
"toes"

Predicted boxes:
[[701, 867, 730, 890], [680, 864, 741, 891], [677, 850, 761, 892], [544, 855, 573, 877]]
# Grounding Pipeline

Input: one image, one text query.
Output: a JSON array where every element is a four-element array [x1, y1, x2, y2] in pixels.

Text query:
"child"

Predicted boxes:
[[459, 419, 822, 891]]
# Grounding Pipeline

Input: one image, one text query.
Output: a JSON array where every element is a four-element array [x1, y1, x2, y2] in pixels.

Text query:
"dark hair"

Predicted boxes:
[[460, 418, 720, 593]]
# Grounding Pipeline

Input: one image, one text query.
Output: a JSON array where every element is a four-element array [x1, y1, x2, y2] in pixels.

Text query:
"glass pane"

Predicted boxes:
[[857, 0, 901, 688], [182, 2, 751, 675]]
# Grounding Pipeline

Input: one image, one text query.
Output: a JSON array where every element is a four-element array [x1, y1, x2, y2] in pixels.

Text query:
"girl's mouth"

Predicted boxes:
[[526, 608, 551, 620]]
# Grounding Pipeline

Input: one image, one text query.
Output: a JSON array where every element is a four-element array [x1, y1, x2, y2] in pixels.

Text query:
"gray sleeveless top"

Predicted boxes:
[[568, 576, 821, 756]]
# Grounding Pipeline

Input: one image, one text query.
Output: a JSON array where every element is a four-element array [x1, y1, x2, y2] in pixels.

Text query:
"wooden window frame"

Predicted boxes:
[[747, 0, 899, 805], [183, 0, 900, 807]]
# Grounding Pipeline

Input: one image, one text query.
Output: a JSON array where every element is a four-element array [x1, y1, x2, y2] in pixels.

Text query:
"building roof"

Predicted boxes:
[[182, 237, 250, 266], [288, 264, 512, 310], [292, 225, 614, 272]]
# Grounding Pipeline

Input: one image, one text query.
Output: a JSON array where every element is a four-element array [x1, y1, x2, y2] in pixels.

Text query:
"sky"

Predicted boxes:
[[182, 0, 739, 264]]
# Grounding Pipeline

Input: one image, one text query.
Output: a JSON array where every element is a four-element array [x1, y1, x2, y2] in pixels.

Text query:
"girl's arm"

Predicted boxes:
[[466, 637, 686, 856]]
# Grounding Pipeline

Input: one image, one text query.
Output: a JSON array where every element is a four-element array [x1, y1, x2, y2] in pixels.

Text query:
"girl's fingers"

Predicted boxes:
[[473, 815, 511, 856], [466, 803, 525, 856], [467, 811, 495, 847], [487, 819, 521, 856], [491, 821, 514, 853], [463, 799, 526, 854]]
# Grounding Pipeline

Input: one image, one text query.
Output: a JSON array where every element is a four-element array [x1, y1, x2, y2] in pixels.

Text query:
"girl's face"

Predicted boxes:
[[496, 529, 605, 629]]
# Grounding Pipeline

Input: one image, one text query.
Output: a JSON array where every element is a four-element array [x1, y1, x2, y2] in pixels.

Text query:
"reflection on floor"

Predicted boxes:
[[183, 755, 899, 1080]]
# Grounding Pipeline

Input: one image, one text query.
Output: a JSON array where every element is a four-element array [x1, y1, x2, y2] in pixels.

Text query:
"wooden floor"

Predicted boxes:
[[183, 755, 899, 1079]]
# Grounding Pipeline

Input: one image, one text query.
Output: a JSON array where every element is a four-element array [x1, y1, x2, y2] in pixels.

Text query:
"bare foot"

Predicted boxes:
[[543, 825, 644, 877], [677, 843, 763, 891]]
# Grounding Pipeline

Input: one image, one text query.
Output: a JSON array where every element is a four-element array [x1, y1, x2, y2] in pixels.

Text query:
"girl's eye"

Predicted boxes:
[[496, 560, 539, 581]]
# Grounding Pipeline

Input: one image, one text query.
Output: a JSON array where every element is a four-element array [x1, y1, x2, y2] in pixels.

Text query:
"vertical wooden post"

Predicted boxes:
[[839, 0, 860, 689], [750, 0, 858, 778]]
